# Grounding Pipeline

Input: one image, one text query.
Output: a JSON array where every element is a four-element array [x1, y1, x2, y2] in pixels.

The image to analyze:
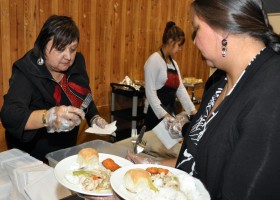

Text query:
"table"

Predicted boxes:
[[116, 130, 182, 160]]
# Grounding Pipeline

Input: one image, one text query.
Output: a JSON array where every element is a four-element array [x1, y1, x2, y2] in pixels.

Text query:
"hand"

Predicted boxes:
[[91, 115, 108, 128], [82, 195, 121, 200], [126, 150, 158, 164], [78, 192, 121, 200], [165, 112, 190, 139], [175, 111, 190, 125], [45, 105, 85, 133], [190, 109, 197, 115]]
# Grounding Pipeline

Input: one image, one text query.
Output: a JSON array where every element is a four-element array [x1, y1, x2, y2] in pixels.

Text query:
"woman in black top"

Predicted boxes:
[[1, 15, 108, 161], [128, 0, 280, 199]]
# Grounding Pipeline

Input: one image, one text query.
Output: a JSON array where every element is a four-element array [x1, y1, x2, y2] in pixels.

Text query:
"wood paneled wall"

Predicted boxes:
[[0, 0, 208, 121]]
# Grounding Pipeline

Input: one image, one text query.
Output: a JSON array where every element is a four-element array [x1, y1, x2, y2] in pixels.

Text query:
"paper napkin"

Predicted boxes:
[[23, 168, 71, 200], [152, 118, 181, 149], [85, 120, 117, 135]]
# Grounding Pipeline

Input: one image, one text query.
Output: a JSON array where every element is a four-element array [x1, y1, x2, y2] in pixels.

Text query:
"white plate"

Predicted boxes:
[[110, 164, 211, 200], [54, 153, 133, 196]]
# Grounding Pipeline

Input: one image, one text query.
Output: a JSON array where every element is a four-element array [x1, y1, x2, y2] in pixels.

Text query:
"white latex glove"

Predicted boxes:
[[45, 105, 85, 133], [91, 115, 108, 128], [165, 112, 189, 139], [175, 111, 190, 125], [126, 150, 159, 165]]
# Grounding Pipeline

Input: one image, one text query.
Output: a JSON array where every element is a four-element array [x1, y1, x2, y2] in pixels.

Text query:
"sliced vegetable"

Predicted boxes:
[[73, 170, 93, 177], [146, 167, 169, 175]]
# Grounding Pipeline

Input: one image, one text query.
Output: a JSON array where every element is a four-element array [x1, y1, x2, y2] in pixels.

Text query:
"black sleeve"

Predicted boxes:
[[222, 77, 280, 200], [1, 69, 36, 140]]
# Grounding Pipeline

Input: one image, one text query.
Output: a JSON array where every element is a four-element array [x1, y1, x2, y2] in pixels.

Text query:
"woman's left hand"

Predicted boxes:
[[45, 105, 85, 133], [91, 115, 108, 128], [126, 150, 158, 164], [78, 192, 121, 200]]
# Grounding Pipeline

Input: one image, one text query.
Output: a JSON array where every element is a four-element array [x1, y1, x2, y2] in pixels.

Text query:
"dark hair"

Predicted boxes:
[[33, 15, 80, 58], [192, 0, 280, 53], [162, 21, 185, 46]]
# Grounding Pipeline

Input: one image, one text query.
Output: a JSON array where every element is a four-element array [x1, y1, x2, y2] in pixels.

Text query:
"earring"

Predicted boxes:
[[221, 38, 228, 57], [37, 57, 44, 65]]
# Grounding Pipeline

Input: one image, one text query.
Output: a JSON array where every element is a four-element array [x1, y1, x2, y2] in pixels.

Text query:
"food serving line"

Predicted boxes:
[[58, 130, 183, 200], [0, 131, 182, 200]]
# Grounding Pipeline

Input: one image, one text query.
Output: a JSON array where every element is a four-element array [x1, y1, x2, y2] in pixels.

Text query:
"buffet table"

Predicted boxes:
[[116, 130, 182, 160], [0, 130, 182, 200]]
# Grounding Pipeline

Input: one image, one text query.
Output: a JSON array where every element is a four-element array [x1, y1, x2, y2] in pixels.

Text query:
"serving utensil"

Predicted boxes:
[[80, 93, 93, 110], [134, 125, 146, 154], [134, 139, 147, 154]]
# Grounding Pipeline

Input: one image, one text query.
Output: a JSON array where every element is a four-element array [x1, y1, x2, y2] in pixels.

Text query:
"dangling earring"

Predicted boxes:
[[221, 33, 229, 57], [37, 57, 44, 65], [221, 38, 228, 57]]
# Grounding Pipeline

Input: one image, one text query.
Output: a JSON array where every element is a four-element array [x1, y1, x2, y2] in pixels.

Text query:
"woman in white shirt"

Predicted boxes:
[[144, 21, 197, 131]]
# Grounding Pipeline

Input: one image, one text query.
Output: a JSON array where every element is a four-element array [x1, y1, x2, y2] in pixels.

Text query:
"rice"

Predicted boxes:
[[177, 173, 201, 200], [65, 173, 79, 185], [135, 173, 200, 200], [136, 187, 187, 200]]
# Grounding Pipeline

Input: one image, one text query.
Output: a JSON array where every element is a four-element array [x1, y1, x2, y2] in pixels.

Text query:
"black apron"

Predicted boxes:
[[145, 49, 180, 131]]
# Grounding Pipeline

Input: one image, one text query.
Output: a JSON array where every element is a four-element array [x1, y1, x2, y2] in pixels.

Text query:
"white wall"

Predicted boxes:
[[268, 13, 280, 34]]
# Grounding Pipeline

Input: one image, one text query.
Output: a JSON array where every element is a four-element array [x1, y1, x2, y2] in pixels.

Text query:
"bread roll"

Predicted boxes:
[[77, 148, 99, 168], [123, 168, 157, 193]]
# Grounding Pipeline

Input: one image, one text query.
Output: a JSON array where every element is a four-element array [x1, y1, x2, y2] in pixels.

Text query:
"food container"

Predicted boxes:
[[46, 140, 129, 168]]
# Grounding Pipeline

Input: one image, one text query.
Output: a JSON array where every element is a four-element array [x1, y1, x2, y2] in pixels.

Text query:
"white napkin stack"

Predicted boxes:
[[23, 167, 71, 200], [15, 163, 51, 194], [3, 154, 43, 191], [0, 170, 13, 200], [85, 120, 117, 135], [0, 149, 71, 200], [0, 148, 30, 200], [152, 118, 181, 149], [0, 148, 29, 170]]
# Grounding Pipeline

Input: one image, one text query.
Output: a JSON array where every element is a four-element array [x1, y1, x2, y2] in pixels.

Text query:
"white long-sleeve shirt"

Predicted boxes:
[[144, 52, 196, 119]]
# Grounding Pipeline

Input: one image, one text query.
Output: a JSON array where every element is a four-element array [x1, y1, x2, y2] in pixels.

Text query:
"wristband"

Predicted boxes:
[[42, 110, 47, 126]]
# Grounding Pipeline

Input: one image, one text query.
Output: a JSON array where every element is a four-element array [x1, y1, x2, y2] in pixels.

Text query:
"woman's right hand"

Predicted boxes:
[[82, 195, 121, 200], [45, 105, 85, 133], [78, 191, 121, 200]]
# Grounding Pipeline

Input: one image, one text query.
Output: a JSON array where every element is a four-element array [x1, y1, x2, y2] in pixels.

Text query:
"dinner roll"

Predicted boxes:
[[77, 148, 99, 168], [123, 168, 157, 193]]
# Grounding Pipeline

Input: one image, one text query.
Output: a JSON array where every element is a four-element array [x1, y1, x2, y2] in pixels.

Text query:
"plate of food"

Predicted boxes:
[[110, 164, 210, 200], [54, 148, 133, 196]]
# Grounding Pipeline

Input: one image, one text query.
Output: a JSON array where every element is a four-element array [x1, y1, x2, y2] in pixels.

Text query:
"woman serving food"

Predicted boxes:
[[0, 15, 109, 162]]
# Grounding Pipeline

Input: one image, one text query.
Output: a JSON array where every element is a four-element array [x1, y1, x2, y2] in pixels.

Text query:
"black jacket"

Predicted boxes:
[[1, 50, 99, 161], [177, 47, 280, 200]]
